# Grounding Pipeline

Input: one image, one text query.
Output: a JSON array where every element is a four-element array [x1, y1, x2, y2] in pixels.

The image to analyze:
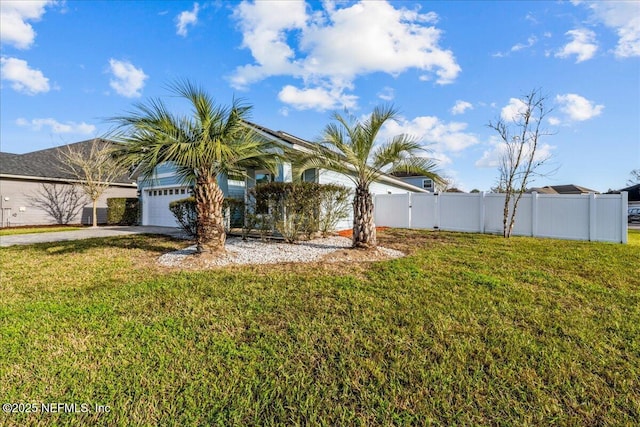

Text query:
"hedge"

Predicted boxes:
[[107, 197, 139, 225], [246, 182, 350, 242]]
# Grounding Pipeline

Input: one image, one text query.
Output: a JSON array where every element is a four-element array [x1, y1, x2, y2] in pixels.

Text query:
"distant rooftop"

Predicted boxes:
[[528, 185, 598, 194]]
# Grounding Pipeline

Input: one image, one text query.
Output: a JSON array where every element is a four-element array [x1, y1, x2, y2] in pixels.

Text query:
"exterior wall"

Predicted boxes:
[[394, 176, 436, 192], [138, 163, 424, 231], [317, 169, 417, 231], [0, 178, 137, 227]]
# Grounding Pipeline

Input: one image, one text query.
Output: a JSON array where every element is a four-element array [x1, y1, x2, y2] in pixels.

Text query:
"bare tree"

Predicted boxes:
[[628, 169, 640, 186], [58, 140, 127, 227], [488, 89, 554, 238], [29, 183, 86, 225]]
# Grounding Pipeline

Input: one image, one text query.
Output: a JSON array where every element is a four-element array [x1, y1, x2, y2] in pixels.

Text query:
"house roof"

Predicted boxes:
[[528, 184, 599, 194], [245, 121, 427, 193], [245, 121, 318, 152], [0, 138, 135, 185], [390, 171, 432, 178], [608, 183, 640, 202]]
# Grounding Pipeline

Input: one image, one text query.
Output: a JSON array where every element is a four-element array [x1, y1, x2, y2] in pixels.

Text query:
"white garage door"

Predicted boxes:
[[143, 187, 190, 227]]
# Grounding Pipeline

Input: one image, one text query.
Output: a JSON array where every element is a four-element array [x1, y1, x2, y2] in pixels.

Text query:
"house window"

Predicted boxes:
[[181, 188, 186, 194], [163, 189, 168, 195], [422, 179, 434, 191], [169, 189, 173, 195], [256, 173, 272, 184]]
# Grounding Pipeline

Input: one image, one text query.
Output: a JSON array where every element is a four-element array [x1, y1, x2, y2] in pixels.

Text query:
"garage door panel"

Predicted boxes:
[[144, 187, 190, 227]]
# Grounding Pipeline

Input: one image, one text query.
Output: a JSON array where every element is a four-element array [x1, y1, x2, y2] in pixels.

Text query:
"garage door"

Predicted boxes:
[[143, 187, 190, 227]]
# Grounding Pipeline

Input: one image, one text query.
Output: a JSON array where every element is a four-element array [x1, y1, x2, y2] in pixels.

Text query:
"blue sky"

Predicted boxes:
[[1, 0, 638, 192]]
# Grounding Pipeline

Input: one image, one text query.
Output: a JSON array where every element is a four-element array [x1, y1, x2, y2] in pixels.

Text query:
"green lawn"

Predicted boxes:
[[1, 230, 638, 426], [0, 226, 83, 236]]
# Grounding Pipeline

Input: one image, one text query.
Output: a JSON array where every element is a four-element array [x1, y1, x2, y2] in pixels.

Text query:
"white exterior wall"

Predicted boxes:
[[375, 192, 628, 243], [0, 178, 137, 227], [317, 169, 417, 231]]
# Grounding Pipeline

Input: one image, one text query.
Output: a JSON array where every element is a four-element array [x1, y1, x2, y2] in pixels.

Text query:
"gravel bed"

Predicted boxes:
[[158, 236, 404, 267]]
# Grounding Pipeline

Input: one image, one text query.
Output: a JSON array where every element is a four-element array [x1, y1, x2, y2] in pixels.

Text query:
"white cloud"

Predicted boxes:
[[232, 1, 460, 110], [377, 86, 395, 101], [0, 56, 50, 95], [176, 3, 200, 37], [451, 100, 473, 115], [555, 28, 598, 62], [511, 35, 537, 52], [492, 35, 537, 57], [381, 115, 480, 154], [500, 98, 528, 122], [278, 85, 357, 111], [0, 0, 53, 49], [108, 59, 148, 98], [577, 1, 640, 58], [555, 93, 603, 121], [548, 116, 561, 126], [475, 136, 554, 169], [231, 0, 307, 88], [16, 117, 96, 134]]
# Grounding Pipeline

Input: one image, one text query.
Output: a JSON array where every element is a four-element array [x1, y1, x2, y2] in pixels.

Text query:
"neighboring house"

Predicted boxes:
[[608, 183, 640, 206], [0, 139, 137, 227], [527, 184, 599, 195], [138, 121, 427, 229], [390, 171, 445, 193]]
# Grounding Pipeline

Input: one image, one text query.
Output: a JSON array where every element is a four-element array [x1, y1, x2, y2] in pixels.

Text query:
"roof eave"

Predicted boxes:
[[0, 173, 137, 187]]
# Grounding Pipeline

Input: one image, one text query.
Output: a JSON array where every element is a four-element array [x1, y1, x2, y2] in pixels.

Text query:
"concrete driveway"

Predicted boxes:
[[0, 226, 190, 247]]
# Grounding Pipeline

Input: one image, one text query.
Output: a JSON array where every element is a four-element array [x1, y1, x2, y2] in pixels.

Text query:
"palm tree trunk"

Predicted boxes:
[[193, 172, 226, 254], [352, 186, 376, 249]]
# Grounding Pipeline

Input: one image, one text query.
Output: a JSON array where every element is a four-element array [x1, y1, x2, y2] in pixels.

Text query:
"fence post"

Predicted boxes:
[[531, 191, 538, 237], [589, 193, 597, 241], [407, 193, 412, 228], [434, 193, 440, 229], [621, 192, 628, 244], [479, 192, 485, 233]]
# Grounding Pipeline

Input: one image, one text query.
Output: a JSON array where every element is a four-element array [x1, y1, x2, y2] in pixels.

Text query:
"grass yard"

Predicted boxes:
[[0, 230, 638, 426], [0, 226, 84, 236]]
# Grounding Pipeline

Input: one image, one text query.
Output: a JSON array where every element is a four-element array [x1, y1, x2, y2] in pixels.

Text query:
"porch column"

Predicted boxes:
[[277, 162, 292, 182]]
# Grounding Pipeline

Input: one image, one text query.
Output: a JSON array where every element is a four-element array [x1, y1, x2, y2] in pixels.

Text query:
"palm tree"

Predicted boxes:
[[110, 80, 278, 254], [296, 105, 443, 249]]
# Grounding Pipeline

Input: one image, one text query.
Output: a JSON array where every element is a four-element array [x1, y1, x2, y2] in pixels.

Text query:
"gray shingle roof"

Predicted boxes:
[[0, 138, 133, 184], [529, 184, 599, 194]]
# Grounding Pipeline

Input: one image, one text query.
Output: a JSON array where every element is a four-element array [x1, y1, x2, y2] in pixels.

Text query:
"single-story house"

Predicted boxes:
[[0, 139, 137, 227], [389, 171, 445, 193], [608, 183, 640, 206], [527, 184, 599, 195], [138, 121, 427, 230]]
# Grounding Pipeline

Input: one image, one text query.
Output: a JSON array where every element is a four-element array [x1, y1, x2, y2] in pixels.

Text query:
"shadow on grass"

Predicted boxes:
[[16, 234, 191, 256]]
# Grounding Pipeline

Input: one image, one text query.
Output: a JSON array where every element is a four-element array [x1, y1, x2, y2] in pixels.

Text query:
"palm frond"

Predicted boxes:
[[109, 79, 279, 188]]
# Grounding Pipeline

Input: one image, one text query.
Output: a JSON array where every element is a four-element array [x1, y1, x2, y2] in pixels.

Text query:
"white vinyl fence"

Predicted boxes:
[[374, 192, 629, 243]]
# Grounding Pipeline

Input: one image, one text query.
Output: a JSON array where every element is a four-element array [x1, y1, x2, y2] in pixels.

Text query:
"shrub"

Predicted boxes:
[[107, 197, 139, 225], [317, 184, 351, 237], [246, 182, 350, 242], [169, 197, 245, 238], [169, 197, 197, 237]]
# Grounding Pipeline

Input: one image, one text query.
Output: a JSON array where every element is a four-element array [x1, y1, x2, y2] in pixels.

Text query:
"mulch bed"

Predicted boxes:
[[336, 226, 389, 238]]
